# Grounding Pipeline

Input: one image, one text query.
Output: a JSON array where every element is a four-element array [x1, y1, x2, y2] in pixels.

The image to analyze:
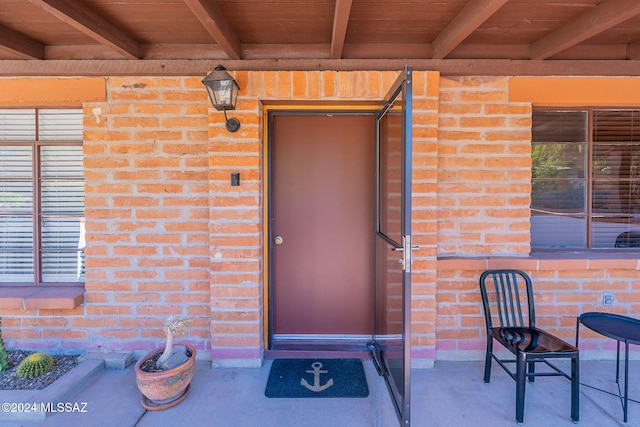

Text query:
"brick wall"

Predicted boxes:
[[2, 77, 212, 354], [82, 77, 212, 354], [2, 73, 637, 365], [437, 76, 532, 256], [1, 71, 438, 367], [437, 257, 640, 360], [436, 77, 640, 360], [210, 70, 439, 366], [435, 77, 640, 361], [411, 71, 439, 363], [206, 71, 263, 366]]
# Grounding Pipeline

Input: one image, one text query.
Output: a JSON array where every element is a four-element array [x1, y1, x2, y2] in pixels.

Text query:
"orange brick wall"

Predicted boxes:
[[434, 76, 640, 361], [2, 73, 639, 365], [411, 71, 439, 362], [437, 257, 640, 360], [0, 72, 439, 366], [1, 77, 212, 354], [438, 76, 532, 256], [210, 70, 439, 365], [82, 77, 212, 354]]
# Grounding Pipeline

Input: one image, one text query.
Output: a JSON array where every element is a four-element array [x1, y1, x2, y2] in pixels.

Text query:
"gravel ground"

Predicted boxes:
[[0, 350, 79, 390]]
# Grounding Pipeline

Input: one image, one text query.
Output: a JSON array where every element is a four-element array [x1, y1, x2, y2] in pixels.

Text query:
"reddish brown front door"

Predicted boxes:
[[271, 113, 374, 338]]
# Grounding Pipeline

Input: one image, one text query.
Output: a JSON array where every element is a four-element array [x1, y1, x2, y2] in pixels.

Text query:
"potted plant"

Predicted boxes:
[[134, 315, 196, 410]]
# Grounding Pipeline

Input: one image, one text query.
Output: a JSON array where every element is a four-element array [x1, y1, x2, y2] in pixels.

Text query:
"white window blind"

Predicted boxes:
[[0, 109, 85, 284], [0, 145, 34, 282], [0, 109, 36, 141], [41, 145, 85, 282], [39, 109, 83, 141]]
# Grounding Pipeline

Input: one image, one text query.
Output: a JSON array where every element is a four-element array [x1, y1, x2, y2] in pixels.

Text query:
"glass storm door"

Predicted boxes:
[[368, 66, 412, 426]]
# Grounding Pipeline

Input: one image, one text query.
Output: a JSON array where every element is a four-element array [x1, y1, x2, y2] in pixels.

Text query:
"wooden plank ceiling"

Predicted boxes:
[[1, 0, 640, 75]]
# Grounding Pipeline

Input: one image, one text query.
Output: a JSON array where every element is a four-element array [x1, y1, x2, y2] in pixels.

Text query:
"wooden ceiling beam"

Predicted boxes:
[[0, 24, 44, 59], [1, 59, 639, 77], [529, 0, 640, 60], [331, 0, 353, 59], [183, 0, 242, 60], [431, 0, 509, 59], [28, 0, 141, 59]]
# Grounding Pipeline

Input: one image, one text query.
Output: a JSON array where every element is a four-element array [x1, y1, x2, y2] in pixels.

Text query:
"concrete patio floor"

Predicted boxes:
[[2, 358, 639, 426]]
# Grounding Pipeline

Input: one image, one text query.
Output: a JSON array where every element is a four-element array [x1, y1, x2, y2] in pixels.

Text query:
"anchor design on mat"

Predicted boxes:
[[300, 362, 334, 392]]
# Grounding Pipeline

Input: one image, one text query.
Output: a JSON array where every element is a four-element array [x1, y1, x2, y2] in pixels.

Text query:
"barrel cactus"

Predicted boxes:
[[16, 352, 54, 379]]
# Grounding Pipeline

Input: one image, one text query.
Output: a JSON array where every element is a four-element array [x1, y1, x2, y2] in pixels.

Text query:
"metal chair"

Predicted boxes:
[[479, 269, 579, 424], [615, 231, 640, 248]]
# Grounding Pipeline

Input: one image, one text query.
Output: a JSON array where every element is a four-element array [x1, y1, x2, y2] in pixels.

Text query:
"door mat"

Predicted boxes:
[[265, 359, 369, 398]]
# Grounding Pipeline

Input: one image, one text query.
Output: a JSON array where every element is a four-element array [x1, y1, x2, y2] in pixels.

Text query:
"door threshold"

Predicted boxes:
[[265, 349, 370, 360], [268, 334, 371, 359]]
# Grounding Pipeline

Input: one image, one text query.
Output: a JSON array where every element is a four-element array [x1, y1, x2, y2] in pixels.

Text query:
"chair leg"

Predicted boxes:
[[484, 337, 493, 383], [528, 361, 535, 382], [516, 353, 526, 425], [571, 354, 579, 423]]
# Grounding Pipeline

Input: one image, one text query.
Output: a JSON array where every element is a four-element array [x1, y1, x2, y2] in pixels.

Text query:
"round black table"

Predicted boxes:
[[576, 312, 640, 422]]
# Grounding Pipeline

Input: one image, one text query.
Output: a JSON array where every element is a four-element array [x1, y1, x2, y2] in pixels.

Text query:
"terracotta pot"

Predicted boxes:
[[134, 345, 196, 410]]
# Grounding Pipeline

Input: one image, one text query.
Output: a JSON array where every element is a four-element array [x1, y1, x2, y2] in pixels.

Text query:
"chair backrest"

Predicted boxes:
[[479, 269, 535, 330], [615, 231, 640, 248]]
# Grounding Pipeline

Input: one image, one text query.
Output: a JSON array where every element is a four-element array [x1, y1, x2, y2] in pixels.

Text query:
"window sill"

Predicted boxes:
[[530, 249, 640, 259], [438, 252, 640, 270], [0, 287, 84, 310]]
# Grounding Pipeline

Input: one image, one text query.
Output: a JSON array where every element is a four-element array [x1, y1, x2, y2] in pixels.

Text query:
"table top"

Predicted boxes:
[[579, 312, 640, 345]]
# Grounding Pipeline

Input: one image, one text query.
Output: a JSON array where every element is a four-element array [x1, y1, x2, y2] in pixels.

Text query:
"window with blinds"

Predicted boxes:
[[0, 109, 85, 285], [532, 109, 640, 249]]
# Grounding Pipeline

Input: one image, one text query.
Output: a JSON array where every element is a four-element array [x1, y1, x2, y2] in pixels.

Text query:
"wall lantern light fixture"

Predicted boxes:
[[202, 65, 241, 132]]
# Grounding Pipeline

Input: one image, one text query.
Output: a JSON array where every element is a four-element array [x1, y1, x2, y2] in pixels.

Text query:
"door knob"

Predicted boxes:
[[274, 236, 283, 245]]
